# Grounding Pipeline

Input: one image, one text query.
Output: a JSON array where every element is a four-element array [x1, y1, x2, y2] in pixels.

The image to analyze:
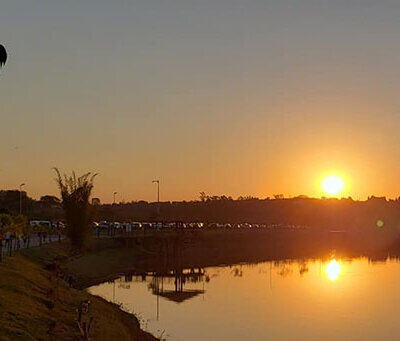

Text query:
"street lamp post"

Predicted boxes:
[[19, 183, 25, 215], [152, 180, 160, 215], [113, 192, 118, 204]]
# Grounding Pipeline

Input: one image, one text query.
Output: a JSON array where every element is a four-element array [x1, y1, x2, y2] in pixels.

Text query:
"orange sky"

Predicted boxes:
[[2, 1, 400, 203]]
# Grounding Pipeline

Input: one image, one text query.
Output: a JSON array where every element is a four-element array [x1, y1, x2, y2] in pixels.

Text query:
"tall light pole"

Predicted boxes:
[[19, 183, 25, 215], [152, 180, 160, 215], [113, 192, 118, 204]]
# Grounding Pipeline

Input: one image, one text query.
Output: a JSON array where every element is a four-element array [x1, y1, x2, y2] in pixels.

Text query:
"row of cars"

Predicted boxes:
[[29, 220, 65, 229], [207, 223, 304, 229], [92, 221, 305, 231], [93, 221, 193, 231]]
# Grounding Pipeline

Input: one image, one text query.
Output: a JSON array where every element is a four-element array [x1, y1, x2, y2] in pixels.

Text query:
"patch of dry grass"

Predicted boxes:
[[0, 242, 156, 340]]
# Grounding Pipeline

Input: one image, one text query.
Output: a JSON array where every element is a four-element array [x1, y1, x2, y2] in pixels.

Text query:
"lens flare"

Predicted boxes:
[[325, 259, 341, 281]]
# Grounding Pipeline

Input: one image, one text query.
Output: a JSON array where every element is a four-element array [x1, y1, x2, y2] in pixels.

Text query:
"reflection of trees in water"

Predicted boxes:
[[220, 253, 400, 280], [264, 260, 308, 277], [118, 282, 131, 289], [277, 265, 293, 277], [231, 265, 243, 277], [223, 259, 313, 279], [116, 268, 207, 304], [232, 268, 243, 277], [111, 249, 400, 297], [299, 262, 309, 276]]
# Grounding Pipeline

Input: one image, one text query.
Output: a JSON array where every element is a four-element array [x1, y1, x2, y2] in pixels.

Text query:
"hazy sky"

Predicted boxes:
[[2, 0, 400, 202]]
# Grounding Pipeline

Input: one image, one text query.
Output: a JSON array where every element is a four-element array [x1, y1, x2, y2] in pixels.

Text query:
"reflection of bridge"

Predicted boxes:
[[150, 268, 205, 296], [121, 268, 207, 319]]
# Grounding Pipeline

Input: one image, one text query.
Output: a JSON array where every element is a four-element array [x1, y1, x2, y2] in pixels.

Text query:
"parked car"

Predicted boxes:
[[98, 221, 109, 229], [132, 222, 142, 229], [30, 220, 51, 228]]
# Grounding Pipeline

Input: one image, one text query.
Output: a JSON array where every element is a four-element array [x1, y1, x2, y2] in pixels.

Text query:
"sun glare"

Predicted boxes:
[[322, 175, 345, 196], [325, 259, 341, 281]]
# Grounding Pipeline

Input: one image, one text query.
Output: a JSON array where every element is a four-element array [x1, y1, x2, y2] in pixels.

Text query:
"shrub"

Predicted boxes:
[[54, 168, 97, 250]]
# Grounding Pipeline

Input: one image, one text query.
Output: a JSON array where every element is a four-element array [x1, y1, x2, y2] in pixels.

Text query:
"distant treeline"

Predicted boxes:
[[97, 196, 400, 231], [0, 191, 62, 220], [1, 190, 399, 231]]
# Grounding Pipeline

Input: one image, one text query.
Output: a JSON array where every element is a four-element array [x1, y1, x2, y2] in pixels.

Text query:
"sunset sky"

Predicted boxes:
[[2, 1, 400, 202]]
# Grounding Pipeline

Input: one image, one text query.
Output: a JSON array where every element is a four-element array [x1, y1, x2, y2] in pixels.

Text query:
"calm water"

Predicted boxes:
[[88, 257, 400, 340]]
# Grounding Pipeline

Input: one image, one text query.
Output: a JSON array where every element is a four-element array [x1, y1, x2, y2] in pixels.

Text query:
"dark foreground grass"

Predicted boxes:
[[21, 238, 143, 289], [0, 241, 157, 341]]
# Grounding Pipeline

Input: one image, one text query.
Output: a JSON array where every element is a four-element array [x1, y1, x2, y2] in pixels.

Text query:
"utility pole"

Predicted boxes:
[[19, 183, 25, 215], [113, 191, 117, 204], [152, 180, 160, 216]]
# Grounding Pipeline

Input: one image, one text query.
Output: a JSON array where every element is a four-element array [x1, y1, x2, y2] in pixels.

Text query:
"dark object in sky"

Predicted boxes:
[[0, 44, 7, 68]]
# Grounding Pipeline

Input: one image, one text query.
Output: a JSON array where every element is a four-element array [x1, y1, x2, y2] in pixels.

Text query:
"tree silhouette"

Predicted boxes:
[[54, 168, 97, 250], [0, 44, 7, 68]]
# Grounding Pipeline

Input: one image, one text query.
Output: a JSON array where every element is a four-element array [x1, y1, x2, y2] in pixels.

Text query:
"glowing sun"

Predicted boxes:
[[322, 175, 345, 196]]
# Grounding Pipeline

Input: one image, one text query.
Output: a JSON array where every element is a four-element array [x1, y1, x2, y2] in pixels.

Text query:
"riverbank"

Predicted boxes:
[[0, 240, 157, 340], [4, 229, 397, 339]]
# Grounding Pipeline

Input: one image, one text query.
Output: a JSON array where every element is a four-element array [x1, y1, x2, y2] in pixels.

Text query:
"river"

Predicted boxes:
[[88, 256, 400, 340]]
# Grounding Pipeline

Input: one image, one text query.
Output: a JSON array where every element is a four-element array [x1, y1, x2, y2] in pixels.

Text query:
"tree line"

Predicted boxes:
[[2, 175, 400, 251]]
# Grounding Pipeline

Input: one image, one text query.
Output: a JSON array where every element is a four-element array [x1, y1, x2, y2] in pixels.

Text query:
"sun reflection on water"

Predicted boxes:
[[325, 259, 341, 281]]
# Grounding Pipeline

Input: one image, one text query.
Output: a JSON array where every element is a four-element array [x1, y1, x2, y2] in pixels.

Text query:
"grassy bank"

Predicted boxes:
[[0, 241, 157, 340], [21, 238, 144, 289]]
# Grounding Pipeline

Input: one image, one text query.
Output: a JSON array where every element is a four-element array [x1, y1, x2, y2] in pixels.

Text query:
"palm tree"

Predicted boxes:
[[0, 44, 7, 68], [54, 168, 97, 250]]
